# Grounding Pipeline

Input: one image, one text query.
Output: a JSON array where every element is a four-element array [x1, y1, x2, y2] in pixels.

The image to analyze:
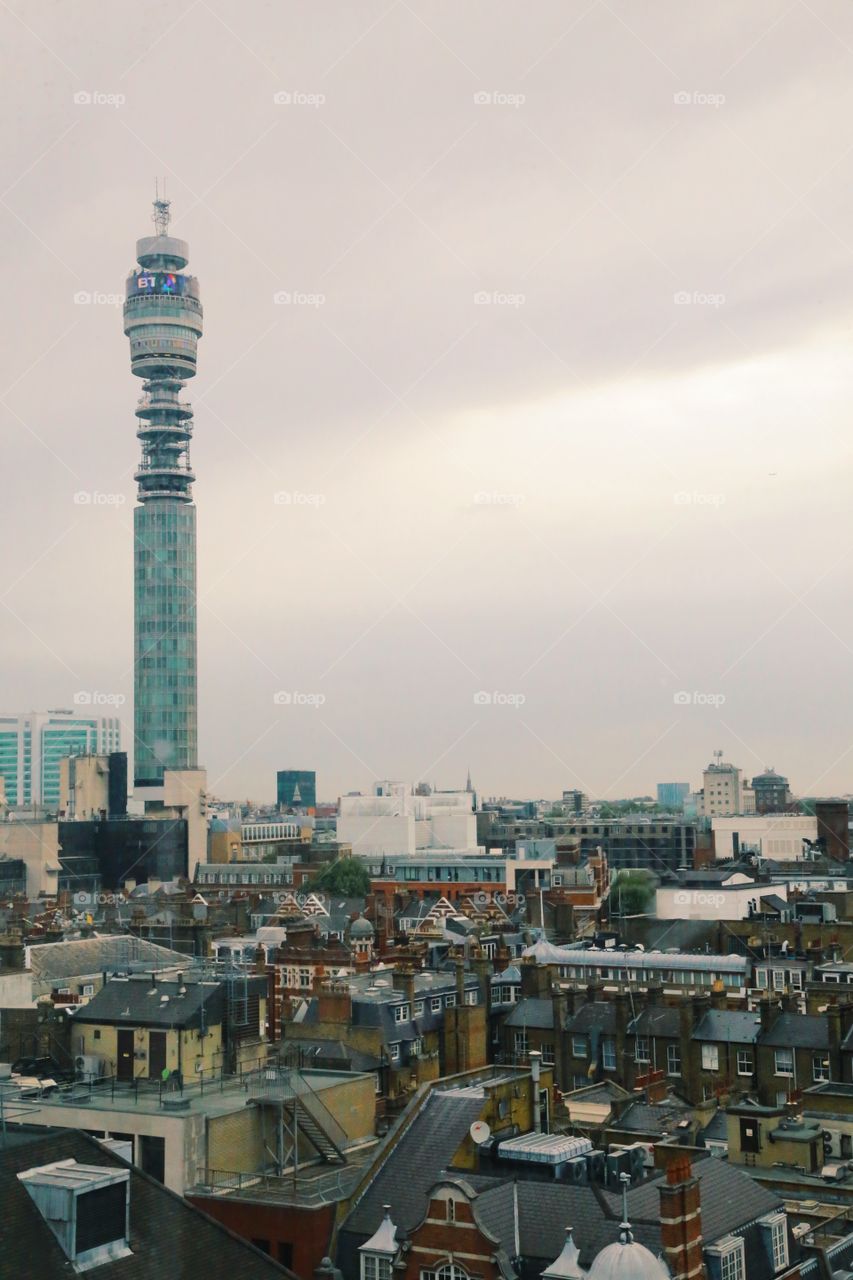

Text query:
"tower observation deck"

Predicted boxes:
[[124, 197, 203, 786]]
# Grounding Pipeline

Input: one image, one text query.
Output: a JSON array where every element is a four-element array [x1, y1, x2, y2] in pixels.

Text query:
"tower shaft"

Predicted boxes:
[[123, 199, 203, 786]]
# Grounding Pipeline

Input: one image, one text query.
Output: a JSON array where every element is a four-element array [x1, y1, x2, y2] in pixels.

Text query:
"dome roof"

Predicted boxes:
[[543, 1228, 585, 1279], [587, 1225, 669, 1280], [350, 912, 375, 938]]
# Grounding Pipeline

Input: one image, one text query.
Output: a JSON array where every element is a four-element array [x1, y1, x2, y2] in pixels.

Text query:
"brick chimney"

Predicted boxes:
[[710, 981, 726, 1012], [393, 966, 416, 1007], [659, 1155, 705, 1280], [759, 995, 781, 1034], [317, 980, 352, 1024]]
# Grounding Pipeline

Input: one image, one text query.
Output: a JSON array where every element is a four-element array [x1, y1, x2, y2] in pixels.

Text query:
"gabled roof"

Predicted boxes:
[[628, 1007, 680, 1038], [760, 1013, 828, 1049], [27, 935, 193, 982], [566, 1003, 617, 1035], [70, 975, 237, 1030]]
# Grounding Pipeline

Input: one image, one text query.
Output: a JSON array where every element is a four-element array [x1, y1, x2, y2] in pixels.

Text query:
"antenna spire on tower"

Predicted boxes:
[[152, 178, 171, 236]]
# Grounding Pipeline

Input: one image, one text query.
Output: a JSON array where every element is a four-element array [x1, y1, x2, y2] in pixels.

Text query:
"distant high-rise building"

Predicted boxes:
[[562, 789, 586, 815], [698, 751, 755, 817], [657, 782, 690, 810], [0, 711, 121, 808], [277, 769, 317, 811], [750, 767, 790, 814], [124, 195, 203, 788]]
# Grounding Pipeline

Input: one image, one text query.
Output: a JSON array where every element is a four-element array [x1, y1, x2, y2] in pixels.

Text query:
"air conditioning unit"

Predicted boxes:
[[605, 1148, 633, 1189], [586, 1150, 606, 1184], [559, 1156, 588, 1185], [74, 1054, 105, 1079]]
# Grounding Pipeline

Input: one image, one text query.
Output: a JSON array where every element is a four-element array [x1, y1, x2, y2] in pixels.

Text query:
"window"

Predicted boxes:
[[789, 970, 803, 990], [602, 1038, 616, 1071], [363, 1256, 393, 1280], [411, 1038, 422, 1057], [446, 1199, 455, 1222], [774, 1049, 794, 1077], [541, 1043, 555, 1066], [667, 1045, 681, 1077], [445, 994, 456, 1008], [514, 1030, 528, 1059], [465, 990, 477, 1006], [394, 1004, 409, 1022], [635, 1037, 649, 1063], [572, 1036, 587, 1058], [431, 997, 441, 1013], [414, 1000, 425, 1017], [813, 1054, 830, 1082], [389, 1043, 401, 1062], [713, 1238, 745, 1280], [82, 983, 94, 997], [759, 1215, 788, 1273], [772, 969, 785, 991], [93, 1029, 101, 1041], [736, 1050, 753, 1076], [422, 1266, 468, 1280], [701, 1044, 719, 1072]]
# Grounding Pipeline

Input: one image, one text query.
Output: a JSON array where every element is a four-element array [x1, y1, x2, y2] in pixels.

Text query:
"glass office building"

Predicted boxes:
[[276, 770, 317, 811], [0, 711, 121, 808], [124, 198, 203, 786]]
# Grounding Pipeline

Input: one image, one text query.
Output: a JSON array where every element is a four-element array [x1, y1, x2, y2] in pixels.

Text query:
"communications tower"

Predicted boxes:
[[124, 195, 203, 787]]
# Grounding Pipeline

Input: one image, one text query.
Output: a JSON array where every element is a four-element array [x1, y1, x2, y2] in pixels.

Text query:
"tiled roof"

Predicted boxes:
[[566, 1003, 617, 1035], [0, 1127, 292, 1279], [628, 1007, 680, 1038], [503, 998, 554, 1030], [760, 1013, 829, 1049], [692, 1011, 762, 1044], [70, 975, 246, 1029]]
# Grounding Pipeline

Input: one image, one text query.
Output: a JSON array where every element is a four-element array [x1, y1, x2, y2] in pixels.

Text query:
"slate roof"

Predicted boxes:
[[69, 974, 252, 1030], [692, 1011, 762, 1044], [760, 1013, 829, 1049], [503, 998, 554, 1030], [566, 1003, 617, 1035], [610, 1098, 692, 1136], [0, 1126, 293, 1279], [282, 1038, 382, 1072], [628, 1007, 681, 1038]]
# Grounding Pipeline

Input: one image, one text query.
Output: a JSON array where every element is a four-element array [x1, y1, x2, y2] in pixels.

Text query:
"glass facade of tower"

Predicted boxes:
[[133, 503, 197, 784], [124, 200, 202, 787]]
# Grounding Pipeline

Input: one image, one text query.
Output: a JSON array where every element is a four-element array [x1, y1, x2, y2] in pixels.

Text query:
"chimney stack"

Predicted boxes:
[[659, 1156, 705, 1280]]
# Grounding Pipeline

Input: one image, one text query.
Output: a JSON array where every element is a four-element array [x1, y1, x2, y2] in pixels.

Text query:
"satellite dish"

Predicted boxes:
[[470, 1121, 491, 1145]]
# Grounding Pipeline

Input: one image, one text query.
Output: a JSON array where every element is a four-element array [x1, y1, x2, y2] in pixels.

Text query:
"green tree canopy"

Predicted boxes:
[[316, 856, 371, 897], [607, 869, 655, 916]]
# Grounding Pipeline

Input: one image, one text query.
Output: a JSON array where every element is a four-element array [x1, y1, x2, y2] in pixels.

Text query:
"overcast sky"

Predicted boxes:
[[3, 0, 853, 804]]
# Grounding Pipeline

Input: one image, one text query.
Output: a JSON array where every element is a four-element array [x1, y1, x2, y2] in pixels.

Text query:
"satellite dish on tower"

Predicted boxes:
[[470, 1121, 491, 1145]]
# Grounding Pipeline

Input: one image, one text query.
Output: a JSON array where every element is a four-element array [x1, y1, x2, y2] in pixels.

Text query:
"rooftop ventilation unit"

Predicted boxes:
[[18, 1159, 131, 1272]]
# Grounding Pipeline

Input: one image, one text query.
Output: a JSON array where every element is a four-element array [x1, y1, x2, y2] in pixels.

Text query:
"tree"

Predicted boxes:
[[607, 869, 655, 916], [316, 857, 371, 897]]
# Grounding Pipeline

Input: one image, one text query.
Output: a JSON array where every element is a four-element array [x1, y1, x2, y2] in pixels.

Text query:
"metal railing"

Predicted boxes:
[[51, 1054, 273, 1110], [193, 1163, 358, 1206]]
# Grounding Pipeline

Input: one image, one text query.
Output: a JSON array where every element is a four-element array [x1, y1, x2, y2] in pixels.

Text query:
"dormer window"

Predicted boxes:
[[18, 1159, 131, 1273], [759, 1213, 789, 1273], [359, 1205, 398, 1280]]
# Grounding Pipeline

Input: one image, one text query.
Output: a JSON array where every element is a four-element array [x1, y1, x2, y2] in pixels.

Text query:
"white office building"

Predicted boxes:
[[338, 782, 476, 856], [0, 710, 121, 809]]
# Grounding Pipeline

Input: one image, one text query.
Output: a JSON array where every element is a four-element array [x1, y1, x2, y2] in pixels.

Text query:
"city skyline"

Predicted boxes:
[[3, 3, 853, 800]]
